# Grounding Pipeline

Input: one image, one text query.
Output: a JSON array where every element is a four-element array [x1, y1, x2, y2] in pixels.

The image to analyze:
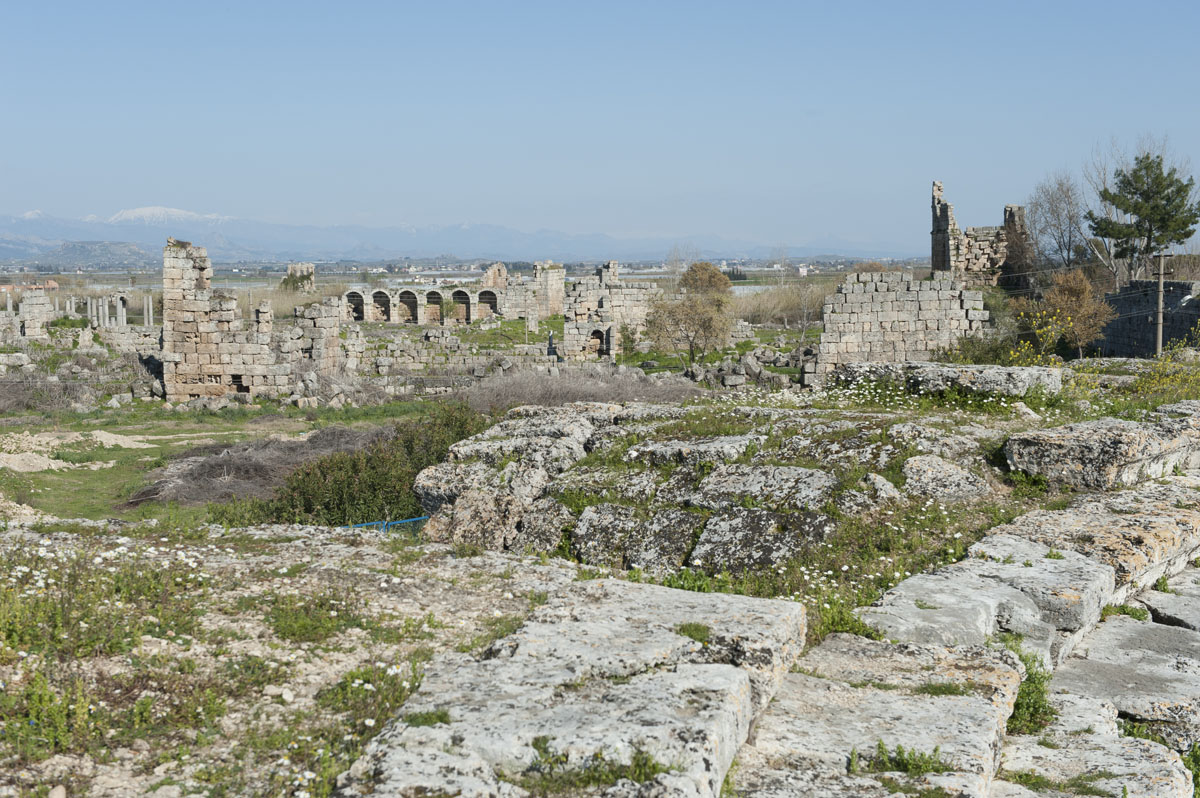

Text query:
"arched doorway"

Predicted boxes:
[[587, 329, 606, 357], [398, 290, 419, 323], [372, 290, 392, 322], [425, 291, 443, 323], [452, 290, 471, 323], [345, 291, 365, 322], [478, 290, 498, 318]]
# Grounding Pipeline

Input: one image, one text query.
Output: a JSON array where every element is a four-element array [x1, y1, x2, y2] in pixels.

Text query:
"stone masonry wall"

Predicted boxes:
[[932, 181, 1026, 288], [562, 262, 663, 359], [1101, 280, 1200, 357], [806, 271, 988, 385], [161, 239, 295, 401]]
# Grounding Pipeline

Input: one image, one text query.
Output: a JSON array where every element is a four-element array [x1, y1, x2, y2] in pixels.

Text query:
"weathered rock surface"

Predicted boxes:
[[1141, 565, 1200, 630], [736, 635, 1022, 798], [1052, 615, 1200, 751], [342, 579, 806, 798], [997, 733, 1192, 798], [889, 421, 985, 462], [571, 504, 699, 574], [626, 435, 766, 466], [901, 454, 992, 503], [687, 508, 834, 574], [686, 464, 836, 512], [834, 361, 1063, 397], [1005, 416, 1200, 490]]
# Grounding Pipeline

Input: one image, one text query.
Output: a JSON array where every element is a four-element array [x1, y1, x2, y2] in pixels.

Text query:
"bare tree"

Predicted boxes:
[[1026, 171, 1088, 272], [664, 243, 699, 290]]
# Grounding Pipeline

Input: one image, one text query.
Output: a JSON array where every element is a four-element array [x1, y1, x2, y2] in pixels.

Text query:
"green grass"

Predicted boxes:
[[262, 589, 367, 643], [1000, 635, 1057, 735], [675, 622, 711, 644], [913, 682, 974, 697], [1100, 603, 1150, 622], [514, 735, 673, 793], [1000, 769, 1114, 796], [455, 613, 525, 653], [852, 740, 952, 777], [404, 708, 451, 727]]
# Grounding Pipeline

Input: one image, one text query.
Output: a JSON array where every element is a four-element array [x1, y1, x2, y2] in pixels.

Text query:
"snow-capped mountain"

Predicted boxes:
[[107, 206, 231, 225]]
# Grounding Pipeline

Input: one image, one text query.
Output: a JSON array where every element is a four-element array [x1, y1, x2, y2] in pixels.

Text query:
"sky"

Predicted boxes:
[[2, 0, 1199, 255]]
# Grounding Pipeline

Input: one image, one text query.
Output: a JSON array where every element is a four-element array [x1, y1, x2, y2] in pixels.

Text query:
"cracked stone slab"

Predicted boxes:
[[983, 479, 1200, 592], [901, 454, 992, 503], [342, 580, 805, 798], [687, 508, 834, 575], [685, 465, 836, 512], [738, 636, 1023, 798], [1004, 415, 1200, 490], [998, 733, 1191, 798], [571, 504, 700, 575], [1052, 615, 1200, 750], [1139, 565, 1200, 630], [856, 566, 1057, 667], [967, 534, 1116, 665], [625, 435, 767, 467]]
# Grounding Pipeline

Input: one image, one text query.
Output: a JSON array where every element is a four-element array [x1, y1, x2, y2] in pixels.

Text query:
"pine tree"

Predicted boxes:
[[1085, 154, 1200, 278]]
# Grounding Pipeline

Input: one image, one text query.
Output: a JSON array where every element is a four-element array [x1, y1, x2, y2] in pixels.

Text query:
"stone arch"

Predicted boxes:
[[372, 290, 392, 322], [426, 291, 443, 323], [587, 329, 607, 357], [345, 291, 365, 322], [398, 290, 419, 323], [478, 290, 498, 318], [452, 289, 471, 323]]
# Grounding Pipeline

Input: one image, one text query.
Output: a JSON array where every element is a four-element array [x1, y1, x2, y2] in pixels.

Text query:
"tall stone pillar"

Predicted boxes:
[[5, 292, 11, 313], [117, 298, 127, 327]]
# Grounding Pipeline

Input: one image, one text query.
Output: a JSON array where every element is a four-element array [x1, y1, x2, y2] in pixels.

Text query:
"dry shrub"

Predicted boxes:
[[731, 283, 828, 328], [457, 368, 701, 414], [126, 424, 399, 506], [0, 374, 93, 413]]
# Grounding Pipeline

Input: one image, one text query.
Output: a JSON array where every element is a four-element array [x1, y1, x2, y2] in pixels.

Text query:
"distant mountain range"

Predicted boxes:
[[0, 207, 916, 264]]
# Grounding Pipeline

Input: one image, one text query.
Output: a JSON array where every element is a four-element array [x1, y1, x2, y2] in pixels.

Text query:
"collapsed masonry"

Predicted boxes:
[[1102, 279, 1200, 356], [803, 271, 988, 386], [931, 181, 1027, 288], [160, 239, 343, 402]]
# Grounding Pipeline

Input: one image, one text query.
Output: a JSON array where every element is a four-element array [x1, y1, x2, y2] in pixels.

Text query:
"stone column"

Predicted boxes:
[[147, 295, 154, 327], [117, 298, 127, 327], [100, 299, 109, 328], [5, 292, 10, 313]]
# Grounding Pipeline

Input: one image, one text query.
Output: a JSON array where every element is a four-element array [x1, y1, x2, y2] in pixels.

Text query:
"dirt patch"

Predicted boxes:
[[0, 452, 70, 472]]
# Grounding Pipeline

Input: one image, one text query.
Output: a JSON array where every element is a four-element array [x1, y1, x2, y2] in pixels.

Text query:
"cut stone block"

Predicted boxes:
[[1139, 565, 1200, 631], [1052, 615, 1200, 751], [998, 733, 1191, 798], [686, 465, 836, 512], [344, 580, 805, 798]]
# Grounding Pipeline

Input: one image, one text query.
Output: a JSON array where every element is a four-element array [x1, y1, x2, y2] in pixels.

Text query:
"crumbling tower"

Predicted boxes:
[[930, 181, 1028, 288]]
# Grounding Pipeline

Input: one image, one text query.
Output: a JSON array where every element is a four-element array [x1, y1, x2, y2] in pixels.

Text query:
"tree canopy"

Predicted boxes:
[[1086, 154, 1200, 275], [679, 261, 732, 295]]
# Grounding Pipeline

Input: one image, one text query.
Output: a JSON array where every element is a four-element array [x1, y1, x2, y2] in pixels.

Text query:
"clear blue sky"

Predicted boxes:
[[2, 0, 1198, 254]]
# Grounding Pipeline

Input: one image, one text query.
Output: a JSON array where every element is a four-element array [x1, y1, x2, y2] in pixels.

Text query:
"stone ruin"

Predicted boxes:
[[1102, 279, 1200, 356], [803, 270, 988, 385], [339, 261, 565, 326], [931, 181, 1027, 287], [160, 239, 343, 402], [562, 261, 666, 359], [284, 262, 316, 290]]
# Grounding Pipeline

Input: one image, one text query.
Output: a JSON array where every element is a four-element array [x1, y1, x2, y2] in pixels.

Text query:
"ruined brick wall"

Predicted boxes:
[[562, 262, 663, 359], [931, 181, 1026, 288], [16, 289, 52, 339], [285, 262, 316, 290], [1101, 280, 1200, 357], [806, 272, 988, 385], [534, 261, 565, 318], [161, 239, 294, 401]]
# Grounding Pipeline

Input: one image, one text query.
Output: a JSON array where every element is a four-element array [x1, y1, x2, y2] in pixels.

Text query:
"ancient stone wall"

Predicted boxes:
[[17, 289, 53, 339], [1101, 280, 1200, 356], [931, 181, 1026, 288], [805, 271, 988, 385], [562, 262, 664, 359], [160, 235, 304, 398], [285, 262, 316, 290]]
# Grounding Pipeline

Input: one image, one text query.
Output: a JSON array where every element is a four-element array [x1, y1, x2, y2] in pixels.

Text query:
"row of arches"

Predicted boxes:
[[343, 289, 499, 324]]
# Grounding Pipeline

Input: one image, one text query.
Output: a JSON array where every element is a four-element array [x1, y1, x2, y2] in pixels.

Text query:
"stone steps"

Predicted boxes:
[[337, 579, 805, 797]]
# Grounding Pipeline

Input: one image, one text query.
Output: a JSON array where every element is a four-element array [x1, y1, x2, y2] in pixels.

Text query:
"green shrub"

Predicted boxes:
[[1002, 637, 1057, 734], [209, 401, 485, 527]]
